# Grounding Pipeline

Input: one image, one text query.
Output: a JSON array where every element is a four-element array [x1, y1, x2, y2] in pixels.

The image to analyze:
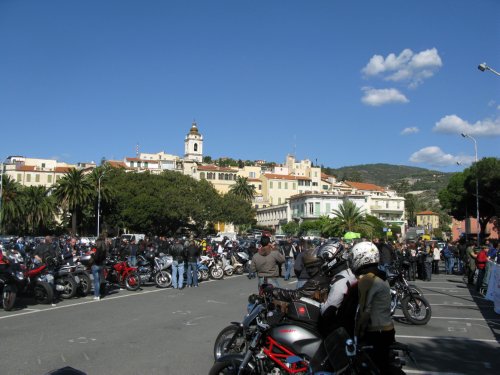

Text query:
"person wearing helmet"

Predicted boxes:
[[349, 241, 399, 374]]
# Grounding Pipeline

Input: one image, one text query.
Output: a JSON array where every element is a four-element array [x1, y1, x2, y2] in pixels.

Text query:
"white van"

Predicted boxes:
[[212, 232, 237, 243], [121, 233, 145, 242]]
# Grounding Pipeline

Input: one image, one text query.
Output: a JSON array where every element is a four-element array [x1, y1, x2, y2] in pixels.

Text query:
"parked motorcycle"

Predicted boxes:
[[200, 254, 224, 280], [102, 256, 141, 291], [135, 252, 173, 288], [0, 249, 25, 310], [229, 252, 245, 275], [197, 261, 210, 282], [47, 257, 78, 299], [388, 267, 431, 325], [216, 252, 234, 276], [210, 288, 411, 374]]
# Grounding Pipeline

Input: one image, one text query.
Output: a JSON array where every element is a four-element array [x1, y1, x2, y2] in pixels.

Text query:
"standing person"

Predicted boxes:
[[186, 239, 200, 288], [170, 239, 187, 289], [466, 242, 478, 285], [294, 239, 311, 289], [423, 244, 433, 281], [281, 238, 296, 281], [475, 245, 489, 292], [441, 241, 453, 274], [247, 241, 258, 279], [91, 234, 108, 301], [408, 243, 417, 281], [125, 237, 138, 266], [432, 242, 441, 275], [349, 242, 401, 375], [250, 235, 285, 288], [62, 237, 78, 265]]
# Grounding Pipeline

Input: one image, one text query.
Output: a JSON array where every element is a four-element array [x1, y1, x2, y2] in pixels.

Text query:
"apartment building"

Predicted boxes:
[[3, 156, 77, 187]]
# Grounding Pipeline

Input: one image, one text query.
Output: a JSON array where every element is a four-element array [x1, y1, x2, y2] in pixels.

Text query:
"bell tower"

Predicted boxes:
[[184, 121, 203, 162]]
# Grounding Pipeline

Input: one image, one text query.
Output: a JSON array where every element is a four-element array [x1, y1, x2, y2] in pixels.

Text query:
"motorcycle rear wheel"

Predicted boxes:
[[155, 271, 172, 288], [213, 325, 246, 359], [34, 282, 54, 304], [201, 270, 210, 281], [401, 295, 432, 325], [124, 272, 141, 291], [2, 286, 17, 311], [58, 277, 77, 299], [224, 268, 234, 277], [235, 266, 244, 275]]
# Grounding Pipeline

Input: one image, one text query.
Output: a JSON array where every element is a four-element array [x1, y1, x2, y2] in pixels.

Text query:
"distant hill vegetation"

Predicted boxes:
[[322, 163, 453, 193]]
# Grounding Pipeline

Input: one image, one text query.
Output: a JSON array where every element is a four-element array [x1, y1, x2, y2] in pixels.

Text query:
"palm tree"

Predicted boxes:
[[22, 186, 56, 234], [331, 200, 372, 234], [0, 175, 23, 233], [229, 177, 256, 202], [53, 168, 93, 234]]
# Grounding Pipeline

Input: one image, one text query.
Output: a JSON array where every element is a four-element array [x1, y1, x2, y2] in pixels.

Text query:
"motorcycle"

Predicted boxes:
[[230, 252, 245, 275], [387, 267, 431, 325], [135, 252, 173, 288], [210, 288, 410, 374], [197, 261, 210, 282], [216, 252, 235, 276], [102, 256, 141, 291], [200, 254, 224, 280], [47, 257, 78, 299], [0, 249, 25, 311]]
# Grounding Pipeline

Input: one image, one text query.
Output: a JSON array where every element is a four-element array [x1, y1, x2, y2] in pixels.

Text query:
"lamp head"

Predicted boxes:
[[461, 133, 467, 138], [478, 63, 487, 72]]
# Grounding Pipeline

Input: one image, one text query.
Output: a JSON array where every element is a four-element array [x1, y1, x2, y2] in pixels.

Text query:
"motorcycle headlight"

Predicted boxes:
[[16, 272, 24, 281]]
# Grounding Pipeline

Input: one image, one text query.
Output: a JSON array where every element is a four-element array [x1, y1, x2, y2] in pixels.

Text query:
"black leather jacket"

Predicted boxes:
[[271, 272, 332, 302]]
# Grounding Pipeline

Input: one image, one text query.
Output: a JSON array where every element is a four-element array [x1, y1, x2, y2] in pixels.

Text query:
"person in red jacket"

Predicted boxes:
[[475, 245, 489, 292]]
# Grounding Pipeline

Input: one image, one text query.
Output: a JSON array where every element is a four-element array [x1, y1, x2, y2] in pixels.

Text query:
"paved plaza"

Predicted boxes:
[[0, 272, 498, 375]]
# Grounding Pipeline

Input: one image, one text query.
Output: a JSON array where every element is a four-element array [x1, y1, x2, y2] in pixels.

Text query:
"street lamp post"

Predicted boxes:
[[0, 160, 4, 235], [478, 62, 500, 76], [461, 133, 480, 247], [97, 172, 105, 237]]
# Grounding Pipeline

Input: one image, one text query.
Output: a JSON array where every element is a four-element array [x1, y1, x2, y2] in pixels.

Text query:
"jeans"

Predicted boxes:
[[187, 262, 198, 287], [476, 268, 486, 292], [172, 260, 185, 289], [91, 265, 102, 297], [432, 260, 440, 274], [258, 277, 280, 288], [284, 258, 294, 280], [445, 257, 455, 274], [128, 256, 137, 267]]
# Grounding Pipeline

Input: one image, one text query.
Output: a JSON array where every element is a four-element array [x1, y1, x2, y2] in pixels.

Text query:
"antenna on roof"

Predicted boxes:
[[136, 143, 139, 157], [293, 135, 296, 157]]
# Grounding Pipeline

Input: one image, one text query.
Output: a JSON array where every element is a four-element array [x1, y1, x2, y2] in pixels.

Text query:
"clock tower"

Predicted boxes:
[[184, 121, 203, 162]]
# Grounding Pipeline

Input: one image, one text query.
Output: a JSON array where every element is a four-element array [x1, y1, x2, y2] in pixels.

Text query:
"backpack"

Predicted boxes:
[[333, 281, 359, 338], [442, 246, 452, 258]]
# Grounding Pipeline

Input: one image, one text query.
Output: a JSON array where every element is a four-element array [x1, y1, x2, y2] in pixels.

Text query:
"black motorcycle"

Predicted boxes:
[[210, 289, 410, 374], [0, 250, 25, 311], [387, 267, 431, 325], [135, 252, 172, 288], [47, 257, 78, 299]]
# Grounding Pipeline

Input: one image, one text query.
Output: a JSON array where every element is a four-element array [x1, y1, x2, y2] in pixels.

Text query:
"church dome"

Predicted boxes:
[[189, 122, 200, 135]]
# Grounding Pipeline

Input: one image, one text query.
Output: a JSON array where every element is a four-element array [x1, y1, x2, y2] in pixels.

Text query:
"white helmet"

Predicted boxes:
[[349, 241, 379, 273]]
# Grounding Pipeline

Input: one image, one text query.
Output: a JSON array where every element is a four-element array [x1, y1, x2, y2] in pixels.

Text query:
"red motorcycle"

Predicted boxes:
[[102, 257, 141, 291]]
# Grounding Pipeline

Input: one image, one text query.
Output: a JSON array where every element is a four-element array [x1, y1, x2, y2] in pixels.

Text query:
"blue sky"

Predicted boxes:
[[1, 0, 499, 172]]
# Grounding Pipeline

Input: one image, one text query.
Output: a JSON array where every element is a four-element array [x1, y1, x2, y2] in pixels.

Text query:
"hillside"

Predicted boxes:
[[322, 163, 453, 193]]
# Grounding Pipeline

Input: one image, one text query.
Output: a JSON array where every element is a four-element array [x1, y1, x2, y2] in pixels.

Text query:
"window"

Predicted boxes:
[[278, 181, 282, 189], [258, 184, 261, 190], [293, 183, 296, 190], [225, 173, 229, 180], [315, 202, 320, 215], [47, 175, 52, 183], [309, 203, 314, 214], [200, 172, 205, 179], [41, 163, 46, 169], [26, 174, 31, 182], [270, 181, 273, 189], [285, 182, 288, 189], [312, 182, 318, 187], [323, 185, 329, 190], [249, 172, 255, 178], [326, 203, 331, 213], [194, 143, 198, 152], [219, 173, 224, 180], [386, 201, 389, 209], [17, 173, 22, 182]]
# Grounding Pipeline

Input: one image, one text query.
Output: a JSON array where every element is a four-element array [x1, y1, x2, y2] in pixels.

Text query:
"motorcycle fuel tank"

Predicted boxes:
[[269, 323, 323, 359]]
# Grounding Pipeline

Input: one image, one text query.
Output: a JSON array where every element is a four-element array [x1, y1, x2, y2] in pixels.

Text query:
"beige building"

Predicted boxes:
[[4, 156, 77, 187], [196, 165, 239, 194], [416, 211, 440, 232]]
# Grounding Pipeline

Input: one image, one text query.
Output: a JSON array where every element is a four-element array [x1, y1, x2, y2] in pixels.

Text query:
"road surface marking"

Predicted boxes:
[[396, 334, 498, 343]]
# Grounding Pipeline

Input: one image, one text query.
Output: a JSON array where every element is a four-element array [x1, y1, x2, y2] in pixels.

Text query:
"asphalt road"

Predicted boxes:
[[0, 271, 498, 375]]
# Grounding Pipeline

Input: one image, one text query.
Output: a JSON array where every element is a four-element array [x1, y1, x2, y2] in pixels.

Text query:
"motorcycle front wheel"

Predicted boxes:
[[210, 267, 224, 280], [209, 358, 256, 375], [235, 266, 244, 275], [401, 295, 432, 325], [124, 272, 141, 291], [155, 271, 172, 288], [224, 268, 234, 277], [2, 285, 17, 311], [58, 277, 77, 299], [213, 325, 246, 359], [201, 270, 210, 281], [78, 273, 92, 296]]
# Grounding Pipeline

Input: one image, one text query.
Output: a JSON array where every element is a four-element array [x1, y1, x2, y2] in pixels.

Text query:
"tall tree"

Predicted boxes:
[[22, 186, 56, 234], [229, 177, 256, 202], [53, 169, 93, 234], [331, 200, 372, 234], [0, 175, 23, 233]]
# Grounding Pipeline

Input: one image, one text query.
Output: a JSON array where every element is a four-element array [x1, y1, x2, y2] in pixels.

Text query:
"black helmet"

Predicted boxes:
[[317, 240, 346, 274]]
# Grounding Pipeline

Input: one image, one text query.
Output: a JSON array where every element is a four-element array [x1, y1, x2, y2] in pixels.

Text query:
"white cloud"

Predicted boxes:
[[433, 115, 500, 136], [361, 87, 409, 106], [401, 127, 419, 135], [362, 48, 442, 87], [409, 146, 475, 167]]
